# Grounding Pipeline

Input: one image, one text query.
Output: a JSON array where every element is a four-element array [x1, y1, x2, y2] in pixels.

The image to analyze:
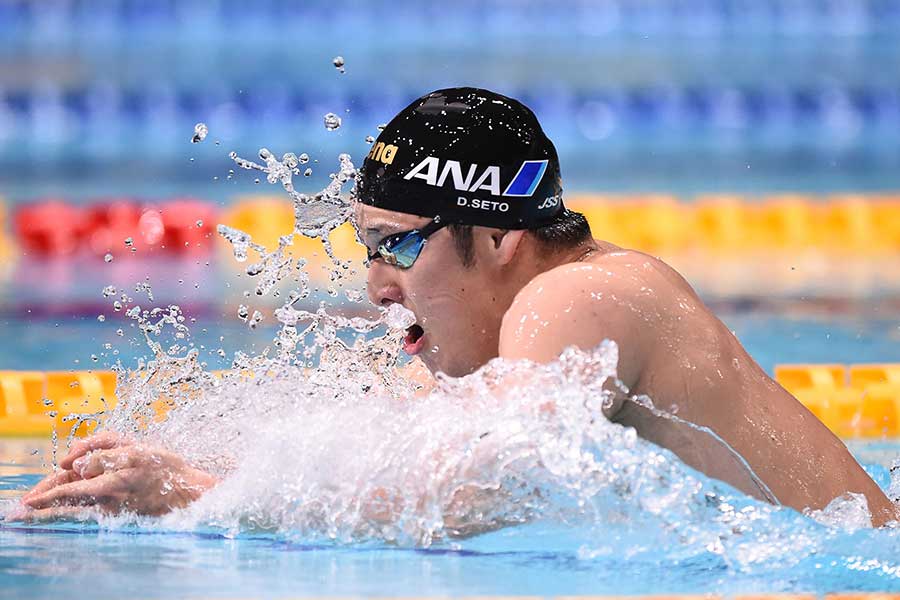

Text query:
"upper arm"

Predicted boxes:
[[498, 258, 664, 399]]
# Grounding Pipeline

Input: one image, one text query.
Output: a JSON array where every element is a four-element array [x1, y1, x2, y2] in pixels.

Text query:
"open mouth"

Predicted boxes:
[[403, 324, 426, 355]]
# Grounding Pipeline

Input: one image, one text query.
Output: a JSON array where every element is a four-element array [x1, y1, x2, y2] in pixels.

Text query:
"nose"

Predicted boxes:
[[368, 281, 403, 307], [366, 261, 403, 307]]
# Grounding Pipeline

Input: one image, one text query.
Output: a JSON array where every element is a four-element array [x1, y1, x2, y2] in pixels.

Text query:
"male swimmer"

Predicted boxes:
[[14, 88, 897, 527]]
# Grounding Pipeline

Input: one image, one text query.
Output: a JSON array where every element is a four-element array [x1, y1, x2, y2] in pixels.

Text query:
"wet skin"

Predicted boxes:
[[359, 204, 896, 526], [12, 203, 896, 527]]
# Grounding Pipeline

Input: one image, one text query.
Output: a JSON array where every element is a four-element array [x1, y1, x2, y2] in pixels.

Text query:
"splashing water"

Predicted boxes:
[[324, 113, 342, 131], [13, 137, 900, 581], [192, 122, 208, 144]]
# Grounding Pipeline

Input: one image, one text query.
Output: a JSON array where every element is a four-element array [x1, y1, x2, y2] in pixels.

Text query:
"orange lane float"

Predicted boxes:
[[775, 364, 900, 438]]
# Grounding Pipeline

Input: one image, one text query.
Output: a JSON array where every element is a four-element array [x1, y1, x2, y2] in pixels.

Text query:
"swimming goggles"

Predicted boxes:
[[367, 217, 448, 269]]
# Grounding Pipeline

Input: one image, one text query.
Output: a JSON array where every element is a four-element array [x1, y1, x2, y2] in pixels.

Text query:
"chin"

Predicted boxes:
[[419, 352, 454, 378]]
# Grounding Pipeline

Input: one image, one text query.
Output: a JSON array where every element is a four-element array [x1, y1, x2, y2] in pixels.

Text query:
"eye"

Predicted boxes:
[[381, 232, 408, 250]]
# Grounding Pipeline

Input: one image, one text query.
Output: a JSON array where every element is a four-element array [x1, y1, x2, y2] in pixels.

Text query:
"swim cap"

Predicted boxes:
[[356, 87, 565, 229]]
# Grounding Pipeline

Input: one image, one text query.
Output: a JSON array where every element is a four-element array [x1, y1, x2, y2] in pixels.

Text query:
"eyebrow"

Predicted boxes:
[[365, 224, 405, 237]]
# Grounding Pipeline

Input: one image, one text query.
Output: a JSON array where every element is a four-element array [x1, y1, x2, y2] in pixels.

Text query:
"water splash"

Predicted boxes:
[[324, 113, 342, 131], [191, 122, 208, 144], [15, 138, 900, 579]]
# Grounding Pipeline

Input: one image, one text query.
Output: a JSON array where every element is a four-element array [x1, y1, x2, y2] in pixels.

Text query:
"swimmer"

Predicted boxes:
[[15, 88, 897, 527]]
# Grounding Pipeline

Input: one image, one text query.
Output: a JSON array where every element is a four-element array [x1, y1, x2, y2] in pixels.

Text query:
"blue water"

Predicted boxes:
[[1, 306, 898, 375], [0, 308, 899, 597], [2, 3, 900, 594], [2, 0, 900, 198], [2, 437, 900, 598]]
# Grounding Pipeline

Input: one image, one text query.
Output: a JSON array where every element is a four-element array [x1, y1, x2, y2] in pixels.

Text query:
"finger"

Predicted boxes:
[[60, 431, 129, 470], [21, 469, 82, 503], [6, 505, 98, 523], [24, 473, 122, 510], [72, 447, 137, 479]]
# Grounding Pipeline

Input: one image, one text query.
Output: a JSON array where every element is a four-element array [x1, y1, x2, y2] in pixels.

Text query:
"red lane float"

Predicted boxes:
[[86, 199, 160, 257], [160, 198, 217, 254], [15, 199, 90, 256], [14, 198, 219, 258]]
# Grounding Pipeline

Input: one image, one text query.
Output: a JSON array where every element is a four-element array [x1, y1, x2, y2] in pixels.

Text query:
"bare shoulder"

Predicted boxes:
[[498, 248, 690, 388], [500, 248, 691, 339]]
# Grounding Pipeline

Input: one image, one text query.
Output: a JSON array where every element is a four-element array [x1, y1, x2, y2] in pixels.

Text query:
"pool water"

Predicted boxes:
[[2, 436, 900, 598], [1, 307, 899, 599], [1, 305, 898, 373]]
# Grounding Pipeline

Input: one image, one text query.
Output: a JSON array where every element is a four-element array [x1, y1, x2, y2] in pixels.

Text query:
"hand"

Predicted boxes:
[[9, 432, 217, 522]]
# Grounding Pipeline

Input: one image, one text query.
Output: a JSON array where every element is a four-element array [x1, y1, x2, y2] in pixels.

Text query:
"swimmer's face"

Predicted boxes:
[[355, 203, 506, 377]]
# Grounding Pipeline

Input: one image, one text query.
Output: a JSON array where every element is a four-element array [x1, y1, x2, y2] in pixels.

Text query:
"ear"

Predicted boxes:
[[485, 228, 526, 267]]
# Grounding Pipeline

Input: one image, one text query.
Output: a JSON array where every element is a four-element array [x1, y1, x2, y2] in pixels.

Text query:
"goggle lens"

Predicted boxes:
[[377, 231, 427, 269]]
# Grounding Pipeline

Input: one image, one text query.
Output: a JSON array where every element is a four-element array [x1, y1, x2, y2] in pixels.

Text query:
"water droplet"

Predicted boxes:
[[229, 151, 238, 159], [104, 253, 113, 263], [304, 168, 312, 177], [124, 237, 133, 246], [298, 153, 309, 164], [97, 314, 106, 322], [191, 122, 208, 143], [323, 113, 342, 131], [333, 55, 345, 73], [365, 135, 375, 144], [116, 328, 124, 336], [238, 305, 249, 321], [196, 220, 203, 227], [90, 354, 99, 362], [102, 285, 116, 298], [377, 123, 387, 131], [113, 301, 123, 311], [254, 178, 261, 184]]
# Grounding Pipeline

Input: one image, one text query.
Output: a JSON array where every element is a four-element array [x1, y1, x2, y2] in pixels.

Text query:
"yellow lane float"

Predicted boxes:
[[775, 364, 900, 438], [2, 365, 900, 439], [565, 193, 900, 256], [0, 197, 15, 271], [0, 370, 116, 438], [218, 195, 365, 283]]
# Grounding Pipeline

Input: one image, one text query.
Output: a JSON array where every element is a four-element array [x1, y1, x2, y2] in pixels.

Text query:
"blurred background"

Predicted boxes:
[[0, 0, 898, 373]]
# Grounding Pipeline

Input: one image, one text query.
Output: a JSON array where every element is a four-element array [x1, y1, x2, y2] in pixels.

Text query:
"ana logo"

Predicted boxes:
[[368, 142, 398, 165], [403, 157, 548, 197]]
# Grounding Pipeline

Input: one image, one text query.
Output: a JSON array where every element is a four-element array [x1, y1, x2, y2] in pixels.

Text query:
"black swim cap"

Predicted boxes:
[[356, 87, 565, 229]]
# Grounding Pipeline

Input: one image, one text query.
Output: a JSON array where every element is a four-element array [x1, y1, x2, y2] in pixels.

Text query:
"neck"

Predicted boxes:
[[542, 238, 605, 272]]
